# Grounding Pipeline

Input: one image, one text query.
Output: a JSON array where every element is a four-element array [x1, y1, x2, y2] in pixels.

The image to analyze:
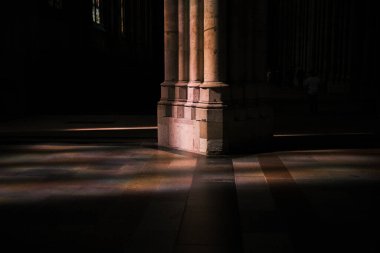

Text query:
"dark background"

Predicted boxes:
[[0, 0, 164, 116], [1, 0, 379, 120]]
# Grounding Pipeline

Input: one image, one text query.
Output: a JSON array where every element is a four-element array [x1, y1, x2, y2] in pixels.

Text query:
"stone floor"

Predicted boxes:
[[0, 139, 379, 253], [0, 113, 379, 252]]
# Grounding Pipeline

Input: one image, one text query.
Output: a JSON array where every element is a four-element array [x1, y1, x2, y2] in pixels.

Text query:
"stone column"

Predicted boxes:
[[185, 0, 203, 120], [159, 0, 178, 108], [200, 0, 228, 106], [202, 0, 226, 86], [197, 0, 229, 154], [158, 0, 178, 147], [174, 0, 189, 118]]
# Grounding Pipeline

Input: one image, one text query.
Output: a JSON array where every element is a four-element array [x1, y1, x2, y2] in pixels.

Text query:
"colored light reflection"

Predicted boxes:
[[0, 144, 195, 205]]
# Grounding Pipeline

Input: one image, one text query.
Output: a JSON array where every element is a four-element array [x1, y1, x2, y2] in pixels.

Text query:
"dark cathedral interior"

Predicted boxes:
[[0, 0, 379, 252]]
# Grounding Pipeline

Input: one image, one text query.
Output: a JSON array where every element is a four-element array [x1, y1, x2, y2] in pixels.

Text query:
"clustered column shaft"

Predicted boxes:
[[162, 0, 227, 111], [160, 0, 178, 106]]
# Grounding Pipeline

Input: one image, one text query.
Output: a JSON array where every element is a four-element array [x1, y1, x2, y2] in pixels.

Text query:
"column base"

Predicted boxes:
[[158, 103, 227, 155], [157, 102, 274, 155]]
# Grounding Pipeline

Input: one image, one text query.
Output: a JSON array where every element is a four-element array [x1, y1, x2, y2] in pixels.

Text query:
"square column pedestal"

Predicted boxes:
[[158, 86, 274, 155]]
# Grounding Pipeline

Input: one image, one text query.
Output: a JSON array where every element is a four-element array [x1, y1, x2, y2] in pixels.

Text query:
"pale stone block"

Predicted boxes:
[[199, 138, 207, 154], [180, 123, 195, 151], [199, 88, 209, 103], [172, 106, 178, 118], [167, 118, 176, 148], [184, 106, 193, 120], [199, 121, 207, 139], [164, 118, 195, 152], [187, 87, 194, 102], [158, 117, 208, 153]]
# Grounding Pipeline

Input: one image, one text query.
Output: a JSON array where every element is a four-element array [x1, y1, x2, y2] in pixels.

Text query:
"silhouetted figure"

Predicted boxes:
[[303, 70, 320, 114]]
